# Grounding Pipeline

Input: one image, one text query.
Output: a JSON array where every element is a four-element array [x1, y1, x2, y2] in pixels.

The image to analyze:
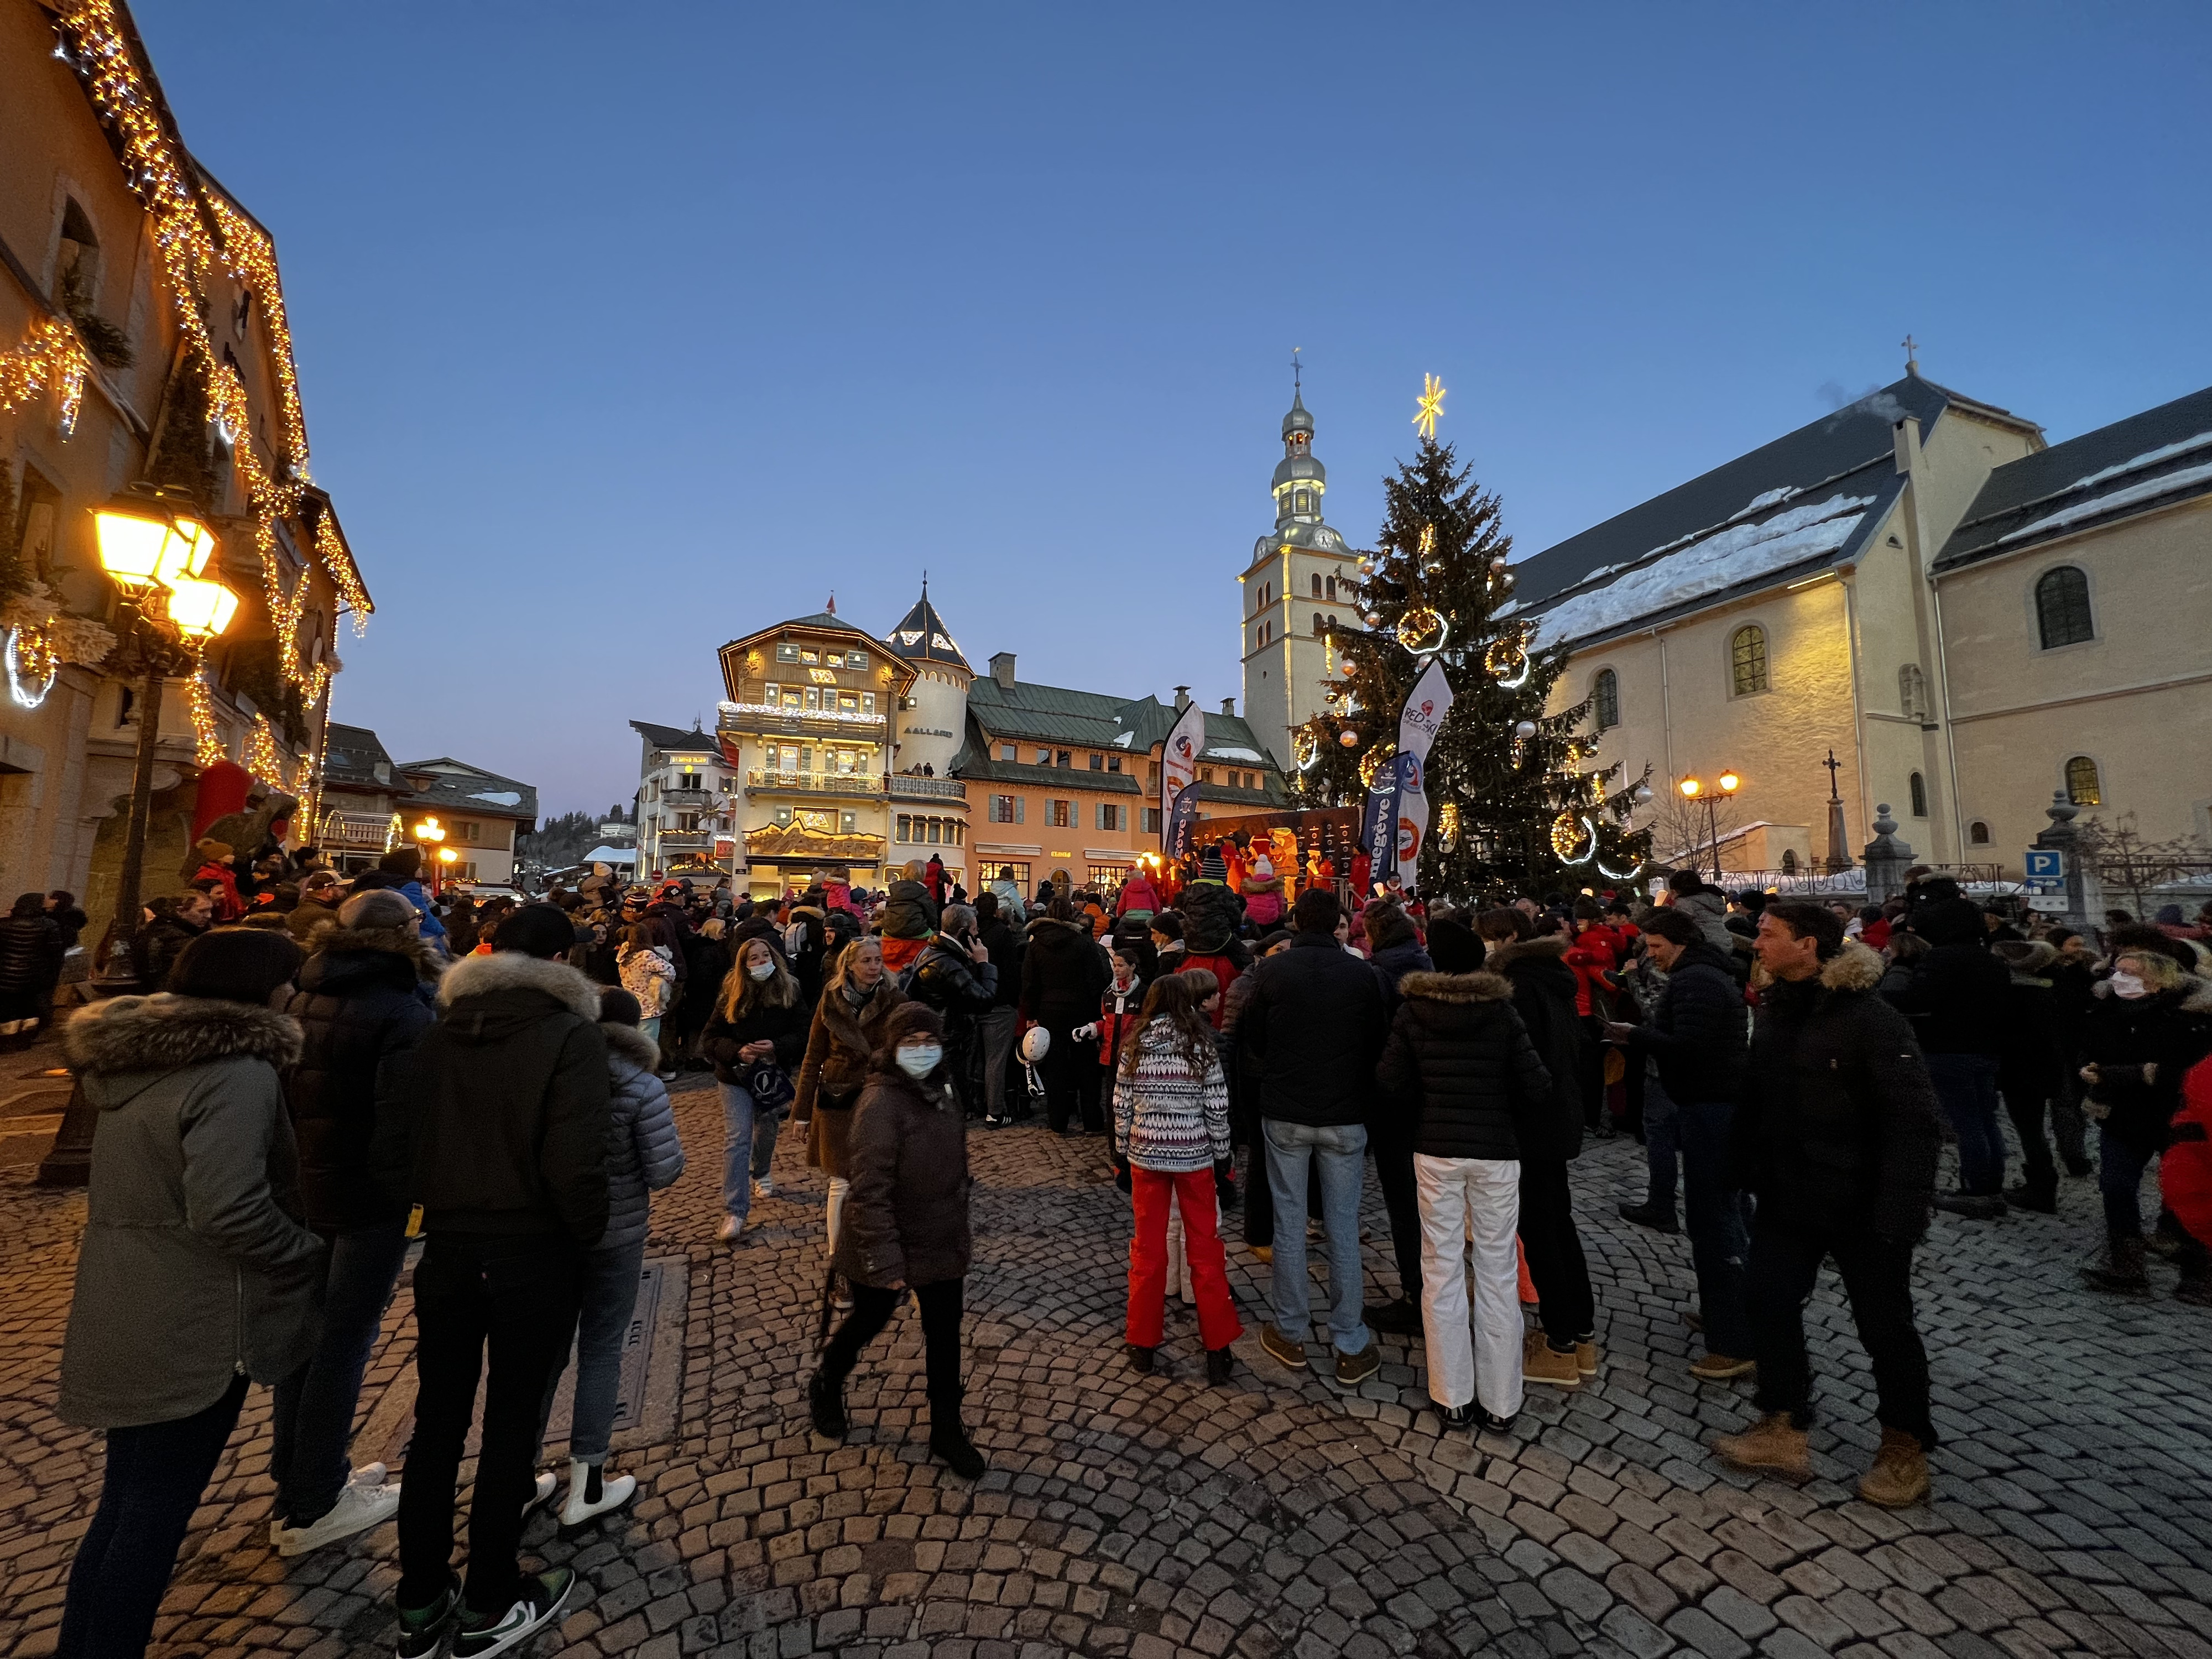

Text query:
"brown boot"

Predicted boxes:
[[1712, 1412, 1809, 1481], [1858, 1427, 1929, 1507]]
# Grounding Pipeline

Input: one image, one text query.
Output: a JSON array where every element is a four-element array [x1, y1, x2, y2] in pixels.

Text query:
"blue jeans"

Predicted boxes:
[[269, 1219, 411, 1524], [1677, 1098, 1752, 1360], [1642, 1076, 1679, 1219], [719, 1082, 783, 1219], [60, 1374, 249, 1659], [2098, 1127, 2154, 1244], [564, 1241, 647, 1463], [1926, 1052, 2005, 1196], [1262, 1117, 1371, 1356]]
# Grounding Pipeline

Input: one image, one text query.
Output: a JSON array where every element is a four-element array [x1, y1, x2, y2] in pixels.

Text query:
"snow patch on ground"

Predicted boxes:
[[2000, 459, 2212, 546], [1532, 494, 1875, 645]]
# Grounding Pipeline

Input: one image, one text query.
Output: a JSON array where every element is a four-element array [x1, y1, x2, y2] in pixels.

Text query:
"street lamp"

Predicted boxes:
[[1677, 770, 1743, 883], [87, 488, 240, 992], [437, 844, 459, 897], [46, 491, 240, 1190]]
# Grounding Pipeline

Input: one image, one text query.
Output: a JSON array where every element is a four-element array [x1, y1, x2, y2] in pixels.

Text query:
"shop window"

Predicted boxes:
[[2036, 566, 2095, 649]]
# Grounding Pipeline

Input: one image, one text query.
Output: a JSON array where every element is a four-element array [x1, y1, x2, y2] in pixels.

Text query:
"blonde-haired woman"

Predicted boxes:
[[795, 933, 906, 1289], [702, 933, 809, 1242]]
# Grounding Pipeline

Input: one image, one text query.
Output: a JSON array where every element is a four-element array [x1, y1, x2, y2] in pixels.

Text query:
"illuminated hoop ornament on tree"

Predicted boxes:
[[1551, 810, 1597, 865], [1484, 629, 1532, 690], [1, 586, 113, 711], [1596, 849, 1644, 883], [4, 625, 60, 709], [1291, 727, 1320, 772], [1396, 606, 1448, 656], [1436, 800, 1461, 852]]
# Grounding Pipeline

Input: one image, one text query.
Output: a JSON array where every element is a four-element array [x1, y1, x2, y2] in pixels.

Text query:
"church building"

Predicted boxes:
[[1517, 364, 2212, 879]]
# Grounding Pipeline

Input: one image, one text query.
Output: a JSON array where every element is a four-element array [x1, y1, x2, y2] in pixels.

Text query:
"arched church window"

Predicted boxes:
[[1592, 669, 1619, 731], [2065, 755, 2101, 806], [1909, 771, 1928, 817], [1326, 575, 1337, 601], [1312, 573, 1322, 598], [1730, 625, 1769, 696], [2037, 567, 2094, 649]]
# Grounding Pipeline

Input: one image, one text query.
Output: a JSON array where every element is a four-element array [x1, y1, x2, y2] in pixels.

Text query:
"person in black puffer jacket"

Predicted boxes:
[[1604, 909, 1752, 1375], [1359, 900, 1436, 1337], [1714, 902, 1940, 1509], [1888, 896, 2011, 1215], [1475, 910, 1598, 1388], [973, 894, 1025, 1125], [701, 934, 812, 1238], [1989, 940, 2065, 1213], [908, 905, 999, 1118], [268, 888, 439, 1551], [1376, 960, 1551, 1434], [0, 891, 64, 1041], [1019, 896, 1110, 1133]]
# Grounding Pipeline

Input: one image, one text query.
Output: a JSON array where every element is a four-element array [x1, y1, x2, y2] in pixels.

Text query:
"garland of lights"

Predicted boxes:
[[185, 654, 225, 768], [51, 0, 366, 761], [0, 586, 115, 710], [0, 318, 92, 437]]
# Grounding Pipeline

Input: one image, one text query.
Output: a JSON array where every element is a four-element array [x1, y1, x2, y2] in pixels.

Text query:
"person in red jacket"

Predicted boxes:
[[1117, 867, 1164, 921], [1562, 901, 1626, 1019], [2162, 1054, 2212, 1306], [1081, 944, 1149, 1077]]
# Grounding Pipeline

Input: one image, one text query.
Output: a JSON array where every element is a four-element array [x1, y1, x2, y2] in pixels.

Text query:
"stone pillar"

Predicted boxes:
[[2031, 791, 2102, 934], [1824, 796, 1854, 874], [1863, 804, 1914, 906]]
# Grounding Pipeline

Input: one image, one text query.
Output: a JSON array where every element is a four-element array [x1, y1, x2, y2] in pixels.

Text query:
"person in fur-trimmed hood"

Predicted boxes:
[[1376, 959, 1552, 1434], [56, 927, 325, 1659], [375, 904, 608, 1653], [1712, 902, 1941, 1510]]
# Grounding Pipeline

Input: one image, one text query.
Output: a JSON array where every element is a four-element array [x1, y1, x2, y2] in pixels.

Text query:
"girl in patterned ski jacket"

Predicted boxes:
[[1112, 971, 1242, 1384]]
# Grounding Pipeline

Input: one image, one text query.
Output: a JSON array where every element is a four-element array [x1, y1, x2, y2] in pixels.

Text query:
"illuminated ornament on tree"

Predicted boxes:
[[1418, 523, 1442, 574], [1338, 727, 1360, 748], [1514, 719, 1537, 740], [1396, 607, 1448, 656], [0, 585, 113, 711], [1551, 811, 1597, 864], [1634, 782, 1654, 805], [1436, 800, 1461, 852], [1359, 744, 1393, 787], [1597, 851, 1644, 882], [1364, 611, 1384, 628], [1413, 373, 1447, 441], [1358, 557, 1375, 576], [1484, 632, 1532, 689], [1292, 728, 1320, 771]]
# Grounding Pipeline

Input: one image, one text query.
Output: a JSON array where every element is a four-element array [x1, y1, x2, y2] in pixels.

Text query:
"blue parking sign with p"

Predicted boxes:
[[2025, 849, 2063, 880]]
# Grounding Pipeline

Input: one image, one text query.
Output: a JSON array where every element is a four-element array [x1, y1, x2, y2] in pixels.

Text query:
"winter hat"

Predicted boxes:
[[378, 846, 423, 881], [870, 1000, 946, 1070], [1429, 914, 1484, 975], [2156, 904, 2187, 926], [1198, 846, 1227, 881], [600, 987, 643, 1026], [1907, 896, 1984, 947], [1251, 853, 1274, 879], [496, 903, 578, 960], [339, 889, 418, 931]]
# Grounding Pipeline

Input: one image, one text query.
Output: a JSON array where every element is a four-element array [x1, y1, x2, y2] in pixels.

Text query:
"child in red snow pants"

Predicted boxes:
[[1127, 1168, 1243, 1350]]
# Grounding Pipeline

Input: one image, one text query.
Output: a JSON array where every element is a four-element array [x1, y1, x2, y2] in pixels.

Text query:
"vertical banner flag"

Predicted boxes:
[[1161, 700, 1207, 859], [1360, 757, 1399, 895], [1393, 658, 1455, 889]]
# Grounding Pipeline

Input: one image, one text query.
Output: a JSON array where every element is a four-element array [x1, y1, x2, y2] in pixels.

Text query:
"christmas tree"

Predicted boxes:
[[1292, 418, 1650, 898]]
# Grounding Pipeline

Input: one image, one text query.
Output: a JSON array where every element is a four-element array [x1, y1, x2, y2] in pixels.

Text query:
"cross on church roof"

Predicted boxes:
[[1902, 334, 1921, 375]]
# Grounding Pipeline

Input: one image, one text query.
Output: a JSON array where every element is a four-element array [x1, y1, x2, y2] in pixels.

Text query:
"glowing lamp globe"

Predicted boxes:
[[1718, 770, 1742, 794], [95, 492, 215, 590], [159, 575, 239, 640], [1679, 778, 1702, 799]]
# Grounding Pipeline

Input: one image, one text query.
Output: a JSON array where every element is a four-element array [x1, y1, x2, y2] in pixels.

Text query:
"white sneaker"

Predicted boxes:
[[272, 1479, 402, 1557], [524, 1471, 557, 1514], [349, 1462, 389, 1488], [559, 1458, 637, 1528], [716, 1214, 746, 1243], [751, 1177, 774, 1199]]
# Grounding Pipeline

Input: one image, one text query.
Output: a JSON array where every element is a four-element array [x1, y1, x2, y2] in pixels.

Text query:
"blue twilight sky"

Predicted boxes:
[[132, 3, 2212, 820]]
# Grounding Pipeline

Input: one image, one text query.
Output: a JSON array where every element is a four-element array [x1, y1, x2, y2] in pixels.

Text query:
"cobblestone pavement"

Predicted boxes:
[[3, 1066, 2210, 1659]]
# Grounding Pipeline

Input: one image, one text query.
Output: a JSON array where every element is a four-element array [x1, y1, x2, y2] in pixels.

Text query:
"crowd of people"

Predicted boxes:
[[41, 828, 2212, 1659]]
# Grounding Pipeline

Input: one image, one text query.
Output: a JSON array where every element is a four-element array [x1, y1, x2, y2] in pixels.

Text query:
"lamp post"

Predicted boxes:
[[1677, 770, 1742, 883], [437, 844, 458, 897], [87, 489, 238, 992], [42, 489, 239, 1189], [414, 815, 446, 894]]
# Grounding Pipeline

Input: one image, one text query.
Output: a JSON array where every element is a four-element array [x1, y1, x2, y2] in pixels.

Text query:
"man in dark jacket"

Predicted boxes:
[[268, 890, 440, 1556], [1241, 886, 1389, 1384], [378, 904, 608, 1655], [1989, 939, 2065, 1212], [1713, 902, 1942, 1509], [1606, 908, 1752, 1378], [1019, 897, 1109, 1133], [1361, 901, 1436, 1335], [1888, 896, 2011, 1217], [1474, 911, 1599, 1388], [907, 905, 999, 1117], [132, 890, 212, 990], [973, 894, 1024, 1125]]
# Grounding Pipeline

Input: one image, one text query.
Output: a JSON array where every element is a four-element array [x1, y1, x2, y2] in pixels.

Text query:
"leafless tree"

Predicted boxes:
[[2076, 812, 2212, 919]]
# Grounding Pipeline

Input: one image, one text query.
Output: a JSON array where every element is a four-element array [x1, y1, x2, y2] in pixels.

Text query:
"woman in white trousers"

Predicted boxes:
[[1374, 933, 1553, 1433]]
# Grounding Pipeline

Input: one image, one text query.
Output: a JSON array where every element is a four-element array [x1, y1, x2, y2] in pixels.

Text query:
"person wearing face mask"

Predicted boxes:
[[702, 936, 810, 1241], [806, 1003, 984, 1479], [795, 936, 907, 1297], [2077, 947, 2212, 1294]]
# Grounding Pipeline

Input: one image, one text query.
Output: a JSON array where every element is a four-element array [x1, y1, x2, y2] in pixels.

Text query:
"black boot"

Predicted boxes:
[[807, 1370, 847, 1439], [1364, 1297, 1422, 1336], [929, 1418, 987, 1479], [2002, 1180, 2058, 1214], [1206, 1345, 1235, 1386], [1126, 1344, 1157, 1374], [1618, 1201, 1679, 1234], [2081, 1235, 2151, 1295]]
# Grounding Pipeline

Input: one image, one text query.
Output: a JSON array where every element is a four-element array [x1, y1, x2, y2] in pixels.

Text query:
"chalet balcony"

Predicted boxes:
[[744, 769, 881, 800], [718, 701, 888, 740], [318, 810, 399, 852], [886, 774, 968, 803]]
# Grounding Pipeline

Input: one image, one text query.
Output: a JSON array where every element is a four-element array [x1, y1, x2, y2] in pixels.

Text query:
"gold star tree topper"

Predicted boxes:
[[1413, 373, 1447, 440]]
